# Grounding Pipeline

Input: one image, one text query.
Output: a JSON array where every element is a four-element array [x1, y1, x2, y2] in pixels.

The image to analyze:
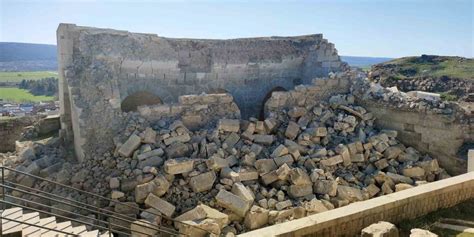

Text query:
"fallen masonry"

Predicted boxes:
[[2, 70, 468, 235]]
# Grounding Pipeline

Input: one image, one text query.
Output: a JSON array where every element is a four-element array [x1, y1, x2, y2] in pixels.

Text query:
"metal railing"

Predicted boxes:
[[0, 166, 206, 236]]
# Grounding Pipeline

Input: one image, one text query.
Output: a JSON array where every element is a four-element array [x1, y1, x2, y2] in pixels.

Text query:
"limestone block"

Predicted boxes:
[[218, 119, 240, 132], [271, 144, 289, 158], [320, 155, 343, 166], [253, 134, 274, 145], [274, 154, 294, 167], [189, 171, 216, 193], [137, 148, 164, 161], [313, 180, 338, 196], [163, 133, 191, 145], [144, 193, 175, 217], [244, 206, 269, 230], [215, 189, 251, 217], [231, 183, 255, 204], [361, 221, 399, 237], [395, 183, 414, 192], [288, 184, 313, 198], [386, 172, 414, 184], [143, 127, 156, 144], [285, 121, 300, 140], [254, 159, 277, 174], [402, 167, 425, 178], [236, 167, 259, 181], [366, 184, 380, 197], [303, 199, 329, 214], [165, 142, 190, 158], [118, 134, 141, 157], [164, 158, 194, 174], [384, 146, 403, 159], [289, 168, 311, 185], [275, 200, 292, 210], [410, 228, 438, 237], [337, 185, 365, 202]]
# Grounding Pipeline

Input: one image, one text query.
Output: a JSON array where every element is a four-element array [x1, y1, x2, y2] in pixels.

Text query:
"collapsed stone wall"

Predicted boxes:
[[57, 24, 347, 161], [351, 79, 473, 175], [137, 93, 241, 130], [357, 102, 471, 175], [0, 117, 35, 152]]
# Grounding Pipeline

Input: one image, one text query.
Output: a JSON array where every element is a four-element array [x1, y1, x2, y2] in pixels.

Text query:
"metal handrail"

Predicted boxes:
[[1, 181, 178, 234], [0, 166, 200, 236], [0, 166, 203, 232], [1, 188, 180, 237]]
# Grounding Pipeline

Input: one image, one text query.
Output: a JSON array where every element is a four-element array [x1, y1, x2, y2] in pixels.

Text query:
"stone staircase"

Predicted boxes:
[[1, 207, 111, 236], [434, 218, 474, 234]]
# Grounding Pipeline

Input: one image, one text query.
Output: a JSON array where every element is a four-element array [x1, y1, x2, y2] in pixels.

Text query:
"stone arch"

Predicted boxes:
[[259, 86, 287, 120], [120, 91, 163, 112]]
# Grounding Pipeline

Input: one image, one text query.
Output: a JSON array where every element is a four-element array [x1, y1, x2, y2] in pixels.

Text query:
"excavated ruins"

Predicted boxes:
[[0, 24, 472, 236]]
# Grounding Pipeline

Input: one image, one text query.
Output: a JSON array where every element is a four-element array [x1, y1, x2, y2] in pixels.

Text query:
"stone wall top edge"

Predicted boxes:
[[58, 23, 326, 42]]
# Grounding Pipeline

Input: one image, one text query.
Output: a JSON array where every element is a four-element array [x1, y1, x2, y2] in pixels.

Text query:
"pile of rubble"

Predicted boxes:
[[70, 92, 448, 235], [2, 76, 454, 235]]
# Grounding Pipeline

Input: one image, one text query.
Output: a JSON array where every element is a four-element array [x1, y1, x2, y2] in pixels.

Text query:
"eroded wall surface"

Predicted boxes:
[[357, 101, 472, 175], [57, 24, 347, 161]]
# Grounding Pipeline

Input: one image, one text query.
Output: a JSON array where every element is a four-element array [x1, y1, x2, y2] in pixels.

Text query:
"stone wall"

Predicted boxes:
[[57, 24, 347, 161], [0, 117, 35, 152], [137, 93, 240, 130], [239, 172, 474, 237], [357, 101, 471, 175], [264, 71, 354, 116]]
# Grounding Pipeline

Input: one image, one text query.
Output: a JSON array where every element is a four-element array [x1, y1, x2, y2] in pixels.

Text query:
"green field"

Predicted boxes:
[[0, 71, 58, 83], [0, 87, 54, 102], [378, 56, 474, 80]]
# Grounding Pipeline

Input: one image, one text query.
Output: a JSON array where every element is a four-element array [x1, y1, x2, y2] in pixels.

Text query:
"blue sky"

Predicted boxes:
[[1, 0, 472, 58]]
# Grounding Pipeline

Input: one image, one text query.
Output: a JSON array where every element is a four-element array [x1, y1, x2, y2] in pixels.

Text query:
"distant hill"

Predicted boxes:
[[340, 56, 393, 68], [371, 55, 474, 81], [0, 42, 57, 71], [0, 42, 56, 62]]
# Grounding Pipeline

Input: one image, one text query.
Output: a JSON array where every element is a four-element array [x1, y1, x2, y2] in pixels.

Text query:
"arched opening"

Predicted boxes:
[[207, 88, 229, 94], [121, 91, 163, 112], [259, 86, 287, 120]]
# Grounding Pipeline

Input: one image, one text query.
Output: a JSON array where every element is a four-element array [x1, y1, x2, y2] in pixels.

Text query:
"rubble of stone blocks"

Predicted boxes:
[[3, 73, 457, 235], [64, 92, 446, 235]]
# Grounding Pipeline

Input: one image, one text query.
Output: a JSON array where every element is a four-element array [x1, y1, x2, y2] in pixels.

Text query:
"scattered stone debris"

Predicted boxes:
[[1, 73, 454, 235]]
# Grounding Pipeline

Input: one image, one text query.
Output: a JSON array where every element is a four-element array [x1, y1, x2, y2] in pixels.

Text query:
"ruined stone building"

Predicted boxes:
[[57, 24, 347, 161]]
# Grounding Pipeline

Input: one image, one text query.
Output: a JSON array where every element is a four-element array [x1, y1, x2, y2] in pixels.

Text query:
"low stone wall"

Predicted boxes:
[[137, 93, 240, 130], [264, 72, 353, 115], [239, 172, 474, 237], [358, 100, 471, 175], [0, 117, 35, 152]]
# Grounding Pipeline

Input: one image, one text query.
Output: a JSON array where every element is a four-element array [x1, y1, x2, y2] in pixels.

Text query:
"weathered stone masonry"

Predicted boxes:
[[57, 24, 347, 161]]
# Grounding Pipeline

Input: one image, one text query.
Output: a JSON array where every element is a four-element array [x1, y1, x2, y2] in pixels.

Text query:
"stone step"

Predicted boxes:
[[2, 207, 24, 234], [439, 218, 474, 228], [70, 225, 88, 235], [434, 222, 474, 234], [100, 231, 112, 237], [47, 220, 73, 237], [38, 216, 57, 236], [81, 229, 99, 236], [22, 211, 41, 237]]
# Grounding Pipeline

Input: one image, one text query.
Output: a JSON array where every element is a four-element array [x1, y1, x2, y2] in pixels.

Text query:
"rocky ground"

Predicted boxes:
[[368, 55, 474, 102], [0, 75, 456, 236]]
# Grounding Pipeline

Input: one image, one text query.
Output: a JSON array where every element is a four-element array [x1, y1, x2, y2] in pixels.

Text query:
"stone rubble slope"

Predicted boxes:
[[1, 74, 454, 236], [81, 93, 447, 235]]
